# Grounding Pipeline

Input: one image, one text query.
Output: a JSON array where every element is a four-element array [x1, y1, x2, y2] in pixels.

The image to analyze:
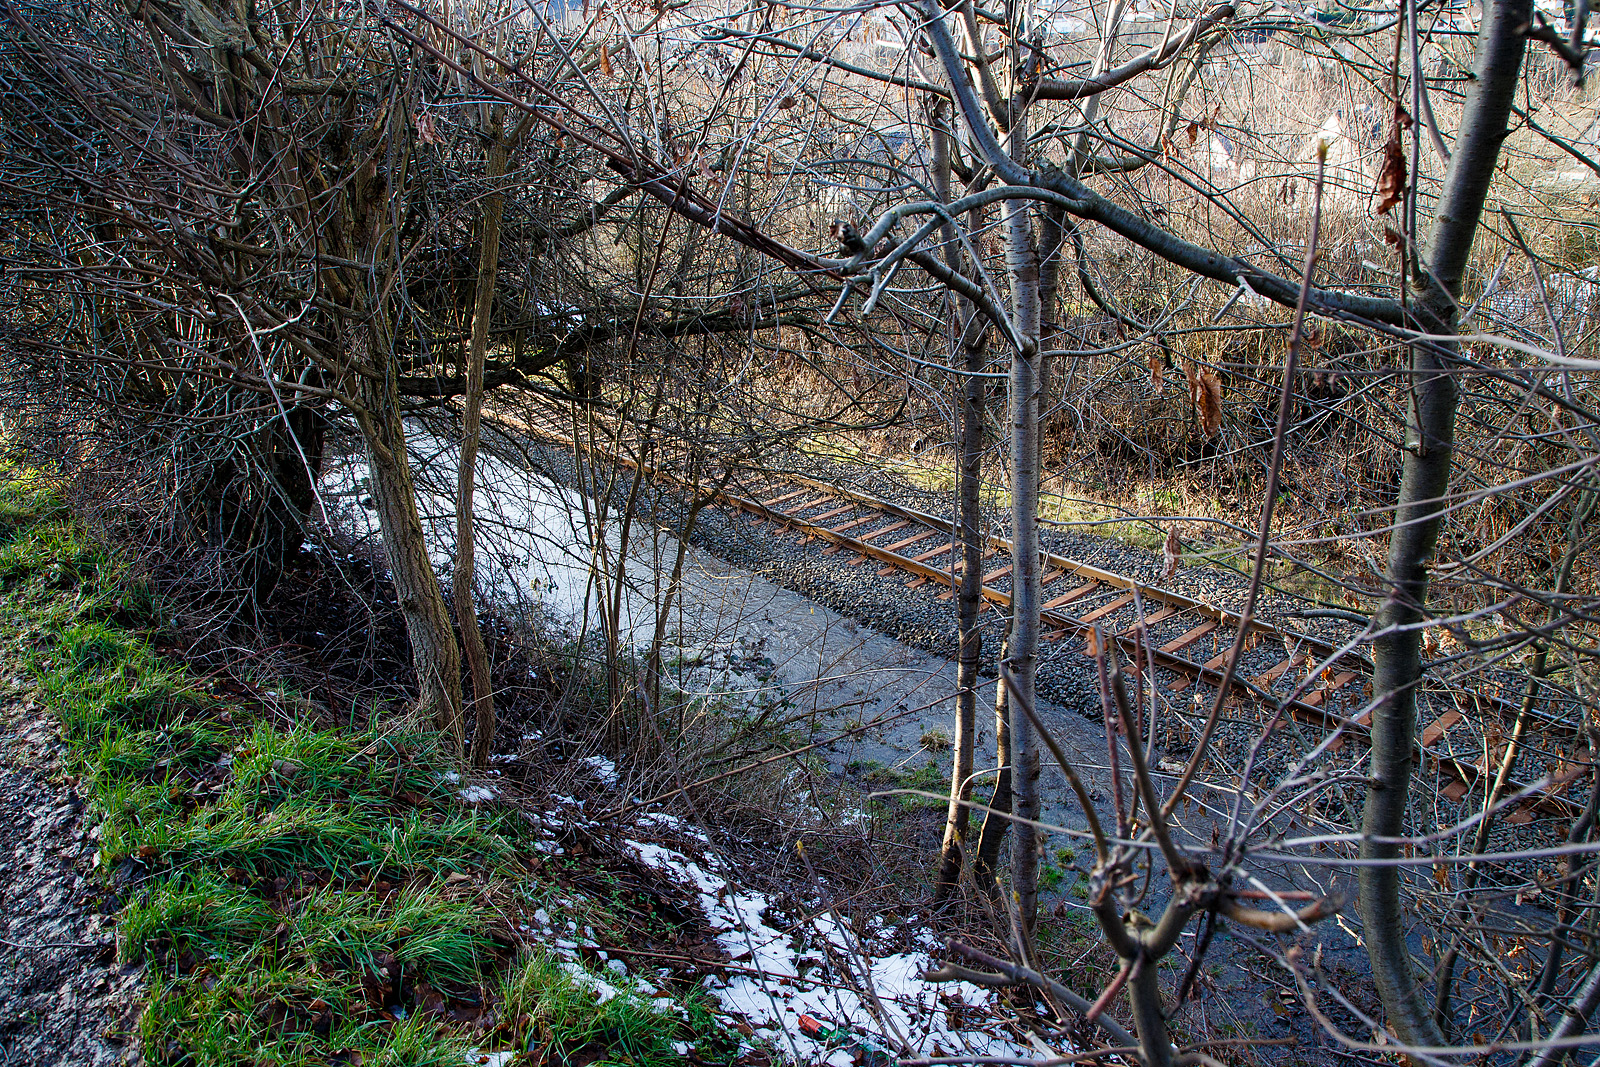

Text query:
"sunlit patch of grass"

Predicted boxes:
[[494, 950, 736, 1066], [1037, 492, 1171, 553], [795, 434, 959, 495], [123, 873, 493, 985], [140, 956, 477, 1067]]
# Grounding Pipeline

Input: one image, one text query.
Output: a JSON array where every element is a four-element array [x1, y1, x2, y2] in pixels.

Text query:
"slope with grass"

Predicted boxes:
[[0, 468, 740, 1067]]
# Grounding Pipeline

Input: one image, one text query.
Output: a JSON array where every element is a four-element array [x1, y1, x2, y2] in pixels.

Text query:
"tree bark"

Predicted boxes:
[[357, 321, 466, 748], [1359, 0, 1528, 1044], [1001, 110, 1043, 937], [459, 129, 509, 768], [936, 312, 989, 899], [972, 646, 1013, 897], [935, 105, 989, 901]]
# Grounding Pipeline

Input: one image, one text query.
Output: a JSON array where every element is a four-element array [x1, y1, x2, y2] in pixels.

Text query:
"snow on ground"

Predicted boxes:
[[624, 825, 1047, 1064], [579, 754, 619, 787], [323, 430, 614, 631]]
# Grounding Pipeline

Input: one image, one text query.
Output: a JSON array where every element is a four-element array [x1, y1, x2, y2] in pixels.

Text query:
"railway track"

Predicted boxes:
[[489, 403, 1583, 820]]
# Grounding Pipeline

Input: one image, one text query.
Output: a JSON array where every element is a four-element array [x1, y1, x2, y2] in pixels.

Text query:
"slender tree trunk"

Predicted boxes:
[[1359, 0, 1528, 1043], [973, 646, 1013, 896], [1001, 110, 1043, 937], [357, 322, 465, 748], [936, 313, 989, 898], [935, 105, 989, 901], [1131, 954, 1174, 1067], [459, 129, 509, 768]]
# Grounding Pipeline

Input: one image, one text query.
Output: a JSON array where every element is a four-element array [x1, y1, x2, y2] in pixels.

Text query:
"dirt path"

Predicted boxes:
[[0, 696, 141, 1066]]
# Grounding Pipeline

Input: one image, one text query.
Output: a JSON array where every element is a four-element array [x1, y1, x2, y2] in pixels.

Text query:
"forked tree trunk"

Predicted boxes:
[[1359, 0, 1528, 1043], [356, 323, 466, 749], [459, 129, 510, 768]]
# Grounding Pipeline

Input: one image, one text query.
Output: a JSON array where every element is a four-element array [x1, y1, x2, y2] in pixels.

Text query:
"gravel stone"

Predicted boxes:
[[0, 701, 142, 1066]]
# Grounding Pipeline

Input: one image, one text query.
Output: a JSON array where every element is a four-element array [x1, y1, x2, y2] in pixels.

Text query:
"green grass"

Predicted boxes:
[[495, 951, 725, 1065], [0, 466, 734, 1067], [854, 757, 947, 810]]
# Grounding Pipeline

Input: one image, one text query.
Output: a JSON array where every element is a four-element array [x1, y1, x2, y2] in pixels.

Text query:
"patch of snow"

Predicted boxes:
[[563, 961, 624, 1004], [322, 429, 671, 637], [580, 755, 619, 786], [458, 785, 498, 803], [623, 838, 1044, 1062]]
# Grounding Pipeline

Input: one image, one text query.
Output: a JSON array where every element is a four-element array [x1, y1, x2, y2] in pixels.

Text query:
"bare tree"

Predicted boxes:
[[7, 0, 1600, 1057], [428, 0, 1600, 1048]]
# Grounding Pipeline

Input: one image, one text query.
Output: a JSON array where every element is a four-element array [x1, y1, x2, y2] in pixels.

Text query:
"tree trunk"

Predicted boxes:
[[356, 323, 466, 749], [459, 130, 509, 768], [972, 647, 1013, 897], [935, 105, 989, 901], [1001, 113, 1043, 936], [936, 312, 989, 899], [1359, 0, 1528, 1044]]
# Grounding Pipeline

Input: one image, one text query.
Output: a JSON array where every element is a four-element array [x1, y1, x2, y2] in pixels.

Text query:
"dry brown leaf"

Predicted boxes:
[[1148, 351, 1165, 393], [1187, 120, 1200, 146], [599, 43, 612, 76], [1194, 369, 1223, 437], [778, 94, 798, 109], [1375, 133, 1407, 215], [1162, 528, 1181, 581]]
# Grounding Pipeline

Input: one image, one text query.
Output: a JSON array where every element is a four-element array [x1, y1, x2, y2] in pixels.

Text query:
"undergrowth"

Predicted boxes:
[[0, 467, 733, 1067]]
